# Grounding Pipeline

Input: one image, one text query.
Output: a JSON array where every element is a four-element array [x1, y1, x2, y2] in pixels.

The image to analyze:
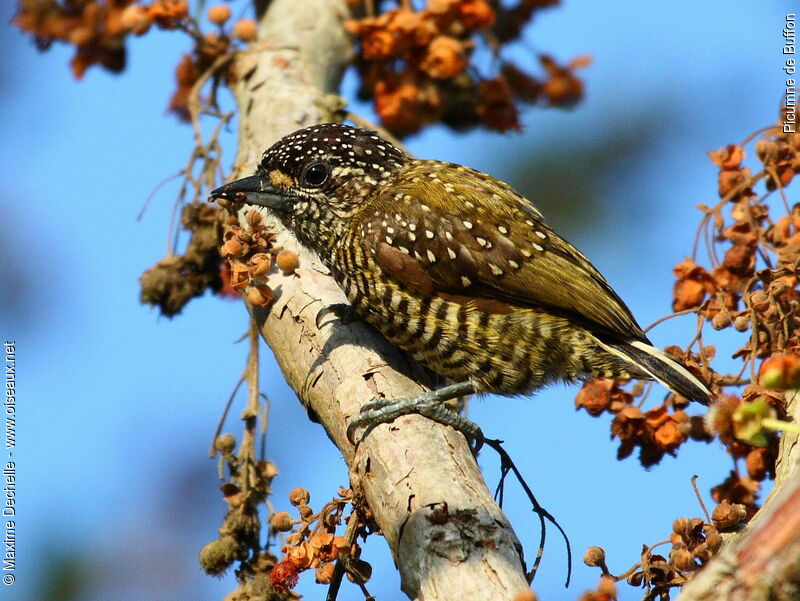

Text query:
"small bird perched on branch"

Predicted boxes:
[[212, 123, 711, 448]]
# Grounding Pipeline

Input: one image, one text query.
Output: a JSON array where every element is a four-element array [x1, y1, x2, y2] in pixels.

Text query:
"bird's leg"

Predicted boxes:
[[347, 381, 483, 452], [315, 303, 359, 329]]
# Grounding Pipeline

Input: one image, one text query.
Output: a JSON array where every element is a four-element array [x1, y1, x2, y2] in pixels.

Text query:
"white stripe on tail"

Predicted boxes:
[[595, 338, 711, 404]]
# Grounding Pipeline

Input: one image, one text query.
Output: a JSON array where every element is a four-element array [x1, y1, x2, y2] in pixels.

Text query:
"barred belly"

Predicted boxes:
[[339, 272, 642, 395]]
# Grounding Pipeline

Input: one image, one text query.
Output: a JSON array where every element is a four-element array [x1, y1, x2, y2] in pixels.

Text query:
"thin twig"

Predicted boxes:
[[691, 475, 711, 523], [485, 438, 572, 587], [326, 511, 362, 601], [137, 170, 183, 221], [237, 318, 262, 492], [209, 376, 245, 457], [643, 308, 700, 334], [740, 125, 779, 148], [188, 51, 238, 148]]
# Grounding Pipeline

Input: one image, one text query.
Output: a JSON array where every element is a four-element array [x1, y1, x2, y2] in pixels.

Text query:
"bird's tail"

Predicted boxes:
[[596, 338, 712, 405]]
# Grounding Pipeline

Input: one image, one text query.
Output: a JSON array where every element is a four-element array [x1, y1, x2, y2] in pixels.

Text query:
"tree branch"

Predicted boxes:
[[228, 1, 529, 598]]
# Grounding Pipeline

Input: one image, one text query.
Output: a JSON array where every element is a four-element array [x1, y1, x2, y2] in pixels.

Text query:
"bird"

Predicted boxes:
[[211, 122, 711, 449]]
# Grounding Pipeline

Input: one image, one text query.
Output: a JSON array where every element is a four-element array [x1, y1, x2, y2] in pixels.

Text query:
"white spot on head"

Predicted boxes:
[[387, 226, 395, 234], [408, 223, 417, 231], [425, 230, 434, 239]]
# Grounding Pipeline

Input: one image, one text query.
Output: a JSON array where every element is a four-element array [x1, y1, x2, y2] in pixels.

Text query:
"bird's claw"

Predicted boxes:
[[346, 393, 484, 454], [315, 303, 358, 329]]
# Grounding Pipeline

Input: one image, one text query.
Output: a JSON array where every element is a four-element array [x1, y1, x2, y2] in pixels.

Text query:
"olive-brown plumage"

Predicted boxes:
[[212, 123, 710, 441]]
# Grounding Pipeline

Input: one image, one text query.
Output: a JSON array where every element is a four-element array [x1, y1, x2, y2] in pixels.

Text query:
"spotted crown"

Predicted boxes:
[[257, 122, 408, 189]]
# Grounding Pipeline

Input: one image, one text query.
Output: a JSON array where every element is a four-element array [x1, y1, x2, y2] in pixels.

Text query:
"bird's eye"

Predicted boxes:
[[303, 162, 330, 187]]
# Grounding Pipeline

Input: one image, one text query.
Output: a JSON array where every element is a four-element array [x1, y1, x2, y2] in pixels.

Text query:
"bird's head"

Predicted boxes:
[[211, 123, 408, 251]]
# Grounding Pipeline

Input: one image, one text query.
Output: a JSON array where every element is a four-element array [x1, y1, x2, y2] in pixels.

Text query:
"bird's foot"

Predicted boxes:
[[315, 303, 358, 329], [346, 381, 483, 452]]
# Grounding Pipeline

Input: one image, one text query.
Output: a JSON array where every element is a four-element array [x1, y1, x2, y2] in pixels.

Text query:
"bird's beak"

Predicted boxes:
[[210, 175, 291, 211]]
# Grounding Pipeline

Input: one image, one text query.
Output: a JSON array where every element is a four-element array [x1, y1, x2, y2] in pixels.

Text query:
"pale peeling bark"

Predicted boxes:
[[228, 1, 529, 599], [677, 389, 800, 601]]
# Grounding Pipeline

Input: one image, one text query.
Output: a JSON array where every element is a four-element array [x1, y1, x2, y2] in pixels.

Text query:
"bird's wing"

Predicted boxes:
[[364, 163, 646, 341]]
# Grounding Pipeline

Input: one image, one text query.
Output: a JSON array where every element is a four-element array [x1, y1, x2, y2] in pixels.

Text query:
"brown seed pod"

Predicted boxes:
[[232, 19, 258, 42], [276, 249, 300, 275], [247, 284, 274, 308], [270, 511, 294, 532], [512, 589, 538, 601], [315, 562, 336, 584], [248, 252, 272, 278], [712, 499, 747, 530], [289, 487, 310, 506], [582, 546, 607, 569], [670, 544, 696, 572], [214, 433, 236, 453], [704, 525, 722, 552], [207, 4, 231, 25]]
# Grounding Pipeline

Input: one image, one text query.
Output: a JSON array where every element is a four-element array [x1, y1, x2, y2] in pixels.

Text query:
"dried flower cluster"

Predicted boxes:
[[580, 507, 739, 600], [625, 516, 722, 591], [200, 433, 290, 600], [139, 202, 224, 316], [219, 209, 299, 308], [268, 487, 370, 593], [167, 0, 259, 121], [346, 0, 588, 134], [575, 379, 709, 467], [15, 0, 582, 135], [14, 1, 255, 117], [575, 109, 798, 594]]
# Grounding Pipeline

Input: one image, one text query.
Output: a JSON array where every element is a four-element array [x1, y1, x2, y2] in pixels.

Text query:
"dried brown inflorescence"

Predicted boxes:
[[15, 0, 584, 135], [347, 0, 588, 134], [139, 202, 224, 316], [576, 108, 798, 599], [580, 512, 731, 598], [267, 487, 370, 593], [218, 209, 299, 309], [14, 1, 253, 119]]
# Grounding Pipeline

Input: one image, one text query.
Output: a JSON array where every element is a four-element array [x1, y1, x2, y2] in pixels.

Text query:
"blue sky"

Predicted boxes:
[[1, 1, 794, 600]]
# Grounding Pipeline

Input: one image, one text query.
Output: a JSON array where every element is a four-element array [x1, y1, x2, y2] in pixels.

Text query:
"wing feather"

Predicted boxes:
[[365, 162, 647, 341]]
